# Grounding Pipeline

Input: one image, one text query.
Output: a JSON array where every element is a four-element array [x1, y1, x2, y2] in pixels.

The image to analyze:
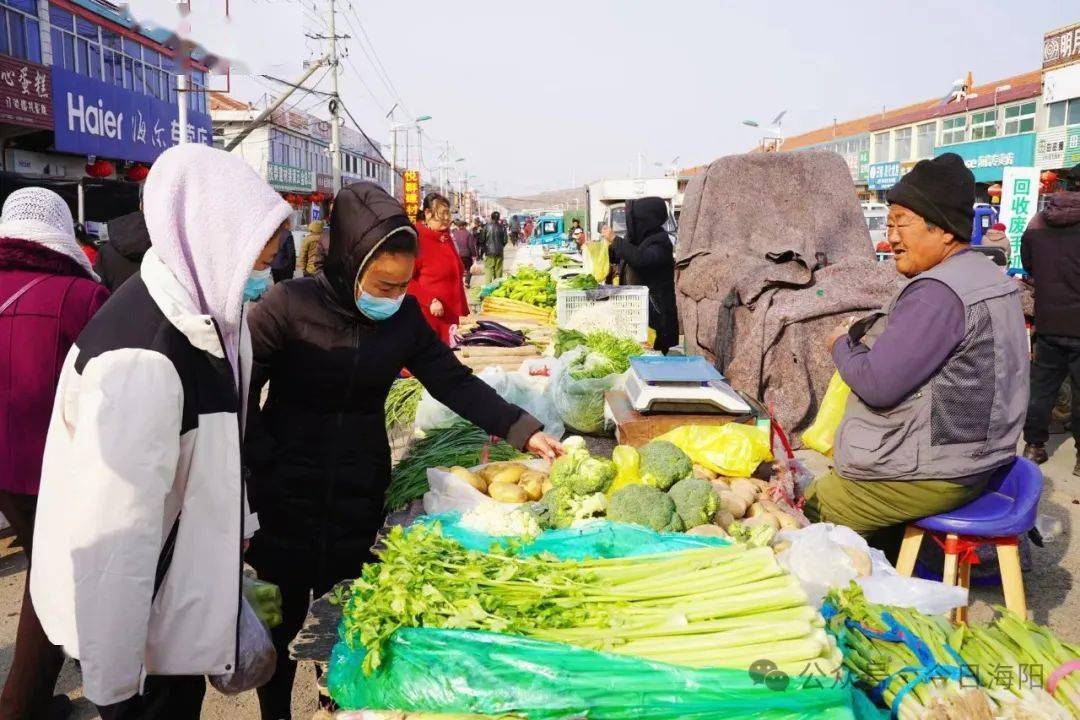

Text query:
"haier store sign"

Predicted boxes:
[[51, 68, 211, 163]]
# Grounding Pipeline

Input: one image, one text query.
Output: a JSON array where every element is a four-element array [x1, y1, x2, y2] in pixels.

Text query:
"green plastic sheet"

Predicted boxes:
[[329, 628, 862, 719], [418, 514, 732, 559]]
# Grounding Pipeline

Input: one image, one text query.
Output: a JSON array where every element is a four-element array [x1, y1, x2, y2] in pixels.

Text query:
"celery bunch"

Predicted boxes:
[[341, 523, 835, 676]]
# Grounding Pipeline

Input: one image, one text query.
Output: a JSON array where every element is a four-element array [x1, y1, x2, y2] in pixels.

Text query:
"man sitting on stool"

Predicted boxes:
[[804, 153, 1029, 537]]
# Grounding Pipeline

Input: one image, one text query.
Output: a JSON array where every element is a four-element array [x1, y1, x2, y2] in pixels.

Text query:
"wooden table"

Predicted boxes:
[[604, 390, 764, 447]]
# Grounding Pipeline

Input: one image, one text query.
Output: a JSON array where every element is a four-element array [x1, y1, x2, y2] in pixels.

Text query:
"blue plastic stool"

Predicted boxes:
[[895, 457, 1042, 622]]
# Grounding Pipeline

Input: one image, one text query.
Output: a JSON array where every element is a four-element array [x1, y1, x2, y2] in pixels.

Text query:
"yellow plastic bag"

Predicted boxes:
[[801, 371, 851, 456], [606, 445, 642, 497], [581, 240, 611, 284], [656, 424, 773, 478]]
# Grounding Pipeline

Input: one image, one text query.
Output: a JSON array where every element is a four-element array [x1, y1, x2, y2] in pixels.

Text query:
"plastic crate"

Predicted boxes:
[[556, 285, 649, 341]]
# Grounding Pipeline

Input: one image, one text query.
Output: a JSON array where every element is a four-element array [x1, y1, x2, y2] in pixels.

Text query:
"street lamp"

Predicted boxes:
[[390, 115, 432, 198]]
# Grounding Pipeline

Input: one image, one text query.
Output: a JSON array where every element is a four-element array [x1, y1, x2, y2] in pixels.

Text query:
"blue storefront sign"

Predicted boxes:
[[933, 133, 1036, 183], [867, 161, 902, 190], [51, 67, 211, 163]]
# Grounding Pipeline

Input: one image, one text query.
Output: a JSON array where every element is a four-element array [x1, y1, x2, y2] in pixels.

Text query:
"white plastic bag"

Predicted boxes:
[[414, 365, 565, 439], [547, 346, 623, 434], [776, 523, 967, 614], [422, 458, 551, 515], [208, 596, 277, 694]]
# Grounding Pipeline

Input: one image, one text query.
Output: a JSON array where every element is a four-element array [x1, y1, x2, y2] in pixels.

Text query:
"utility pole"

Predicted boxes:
[[327, 0, 342, 194], [224, 56, 329, 152]]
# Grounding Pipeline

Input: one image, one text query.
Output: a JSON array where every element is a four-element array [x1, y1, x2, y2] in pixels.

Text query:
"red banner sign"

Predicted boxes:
[[403, 170, 420, 220], [0, 54, 52, 130]]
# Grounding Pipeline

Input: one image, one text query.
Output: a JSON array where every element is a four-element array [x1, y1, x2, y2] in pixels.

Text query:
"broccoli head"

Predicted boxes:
[[549, 439, 616, 495], [638, 440, 693, 491], [529, 486, 606, 529], [667, 476, 720, 529], [607, 484, 682, 533]]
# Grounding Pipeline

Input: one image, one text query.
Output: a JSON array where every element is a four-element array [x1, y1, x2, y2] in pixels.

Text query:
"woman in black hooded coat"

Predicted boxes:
[[605, 196, 679, 352], [244, 181, 561, 720]]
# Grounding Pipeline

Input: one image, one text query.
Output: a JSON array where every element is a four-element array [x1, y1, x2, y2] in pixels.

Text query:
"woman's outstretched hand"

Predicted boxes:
[[526, 433, 564, 461]]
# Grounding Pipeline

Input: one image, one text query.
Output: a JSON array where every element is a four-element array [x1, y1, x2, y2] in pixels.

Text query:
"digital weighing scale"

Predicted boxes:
[[624, 356, 752, 415]]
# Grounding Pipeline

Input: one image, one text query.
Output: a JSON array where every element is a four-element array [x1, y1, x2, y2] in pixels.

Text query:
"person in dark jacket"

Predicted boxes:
[[269, 219, 296, 283], [94, 210, 151, 291], [1021, 164, 1080, 471], [482, 211, 508, 282], [604, 196, 678, 352], [0, 187, 109, 720], [244, 182, 563, 720]]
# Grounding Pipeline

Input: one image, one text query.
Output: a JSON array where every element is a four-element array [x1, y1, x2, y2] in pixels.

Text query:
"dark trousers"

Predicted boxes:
[[1024, 334, 1080, 445], [95, 675, 205, 720], [0, 491, 65, 720], [460, 255, 473, 288], [246, 543, 368, 720]]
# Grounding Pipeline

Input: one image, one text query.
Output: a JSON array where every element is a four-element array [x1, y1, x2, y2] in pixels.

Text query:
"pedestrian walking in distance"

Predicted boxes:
[[1021, 163, 1080, 472], [482, 210, 508, 283]]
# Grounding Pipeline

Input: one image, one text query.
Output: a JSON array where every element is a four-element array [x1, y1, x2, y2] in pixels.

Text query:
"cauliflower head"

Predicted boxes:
[[638, 440, 693, 491], [530, 486, 607, 529], [607, 484, 682, 533], [667, 476, 720, 529]]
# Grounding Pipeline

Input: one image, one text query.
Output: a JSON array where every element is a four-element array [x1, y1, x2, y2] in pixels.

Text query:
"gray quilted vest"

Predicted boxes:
[[834, 251, 1029, 481]]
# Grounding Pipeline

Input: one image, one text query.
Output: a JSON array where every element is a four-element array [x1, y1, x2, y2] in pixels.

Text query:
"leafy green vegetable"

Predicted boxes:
[[607, 484, 682, 532], [553, 328, 643, 374], [638, 440, 693, 491], [384, 378, 422, 430], [548, 252, 578, 268], [341, 523, 820, 675], [727, 520, 776, 548], [667, 476, 720, 529], [384, 422, 528, 510], [561, 273, 599, 291]]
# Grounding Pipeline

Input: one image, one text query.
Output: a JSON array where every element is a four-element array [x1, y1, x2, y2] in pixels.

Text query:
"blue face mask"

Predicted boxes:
[[243, 268, 272, 302], [357, 290, 405, 321]]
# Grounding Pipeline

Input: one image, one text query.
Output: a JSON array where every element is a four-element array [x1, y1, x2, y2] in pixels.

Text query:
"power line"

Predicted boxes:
[[342, 3, 411, 118], [341, 53, 389, 114]]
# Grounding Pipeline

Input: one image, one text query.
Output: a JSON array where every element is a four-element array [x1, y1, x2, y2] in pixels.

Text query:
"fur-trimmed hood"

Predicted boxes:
[[0, 236, 96, 280]]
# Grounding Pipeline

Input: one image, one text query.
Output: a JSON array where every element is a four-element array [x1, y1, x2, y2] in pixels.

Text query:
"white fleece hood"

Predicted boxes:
[[143, 144, 292, 362]]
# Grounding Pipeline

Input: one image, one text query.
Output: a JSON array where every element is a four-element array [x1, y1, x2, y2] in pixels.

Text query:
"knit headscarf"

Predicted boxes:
[[0, 187, 99, 281]]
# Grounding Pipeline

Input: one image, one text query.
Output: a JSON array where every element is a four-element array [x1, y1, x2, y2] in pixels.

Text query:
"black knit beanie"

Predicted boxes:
[[885, 153, 974, 242]]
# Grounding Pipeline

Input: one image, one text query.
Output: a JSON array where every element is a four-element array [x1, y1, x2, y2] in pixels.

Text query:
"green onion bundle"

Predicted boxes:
[[341, 523, 837, 676], [826, 585, 1072, 720], [383, 423, 527, 510]]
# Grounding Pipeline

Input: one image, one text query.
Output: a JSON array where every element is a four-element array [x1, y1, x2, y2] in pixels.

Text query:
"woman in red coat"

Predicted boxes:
[[408, 192, 469, 343]]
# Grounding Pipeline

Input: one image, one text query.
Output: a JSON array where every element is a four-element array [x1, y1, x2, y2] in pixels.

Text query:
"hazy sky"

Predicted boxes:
[[224, 0, 1077, 196]]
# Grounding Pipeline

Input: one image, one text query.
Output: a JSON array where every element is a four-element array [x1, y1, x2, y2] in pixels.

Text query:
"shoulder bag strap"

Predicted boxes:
[[0, 275, 49, 315]]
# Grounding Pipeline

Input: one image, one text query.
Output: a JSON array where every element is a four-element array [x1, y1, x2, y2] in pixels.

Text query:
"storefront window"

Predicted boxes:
[[970, 110, 997, 140], [1070, 99, 1080, 127], [893, 127, 912, 161], [941, 116, 967, 145], [1003, 102, 1035, 135], [872, 132, 889, 162]]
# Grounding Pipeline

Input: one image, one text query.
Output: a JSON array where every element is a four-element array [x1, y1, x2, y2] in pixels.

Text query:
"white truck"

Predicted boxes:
[[584, 177, 679, 240]]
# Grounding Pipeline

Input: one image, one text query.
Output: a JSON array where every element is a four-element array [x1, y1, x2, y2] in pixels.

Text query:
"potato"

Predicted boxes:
[[686, 524, 729, 538], [750, 478, 771, 493], [518, 470, 548, 486], [487, 481, 529, 504], [483, 462, 529, 483], [719, 490, 748, 519], [758, 499, 802, 531], [842, 546, 872, 577], [744, 513, 780, 532], [520, 476, 544, 501], [712, 509, 735, 529], [692, 464, 718, 481], [730, 479, 759, 505], [450, 466, 486, 493], [748, 502, 767, 519], [541, 478, 554, 494]]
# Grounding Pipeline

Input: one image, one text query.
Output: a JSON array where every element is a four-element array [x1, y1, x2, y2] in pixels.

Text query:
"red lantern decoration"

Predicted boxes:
[[125, 164, 149, 182], [1041, 171, 1058, 185], [875, 240, 892, 253], [987, 184, 1002, 200], [309, 192, 324, 203], [283, 193, 299, 204], [85, 159, 114, 178]]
